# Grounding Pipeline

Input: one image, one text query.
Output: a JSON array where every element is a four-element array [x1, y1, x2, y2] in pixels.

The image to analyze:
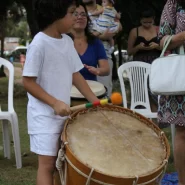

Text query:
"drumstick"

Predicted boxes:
[[70, 92, 122, 112]]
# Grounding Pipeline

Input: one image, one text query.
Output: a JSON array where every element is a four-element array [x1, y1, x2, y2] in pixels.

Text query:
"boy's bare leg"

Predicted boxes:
[[175, 126, 185, 185], [37, 155, 57, 185]]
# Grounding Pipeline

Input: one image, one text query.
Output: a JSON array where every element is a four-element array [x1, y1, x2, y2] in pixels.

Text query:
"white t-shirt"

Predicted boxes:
[[23, 32, 84, 134]]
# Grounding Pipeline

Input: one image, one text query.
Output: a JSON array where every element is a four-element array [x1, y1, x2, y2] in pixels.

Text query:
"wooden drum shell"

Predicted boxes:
[[57, 105, 170, 185]]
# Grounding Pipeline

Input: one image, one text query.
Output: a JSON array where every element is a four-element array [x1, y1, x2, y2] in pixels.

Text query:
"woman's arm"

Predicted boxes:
[[91, 8, 103, 16], [84, 58, 110, 76], [96, 39, 110, 76], [160, 32, 185, 50], [97, 30, 116, 41], [127, 28, 145, 55], [115, 12, 121, 20], [97, 59, 110, 76], [158, 0, 177, 51]]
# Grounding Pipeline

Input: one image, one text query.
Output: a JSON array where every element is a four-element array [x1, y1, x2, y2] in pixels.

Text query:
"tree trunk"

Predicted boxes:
[[0, 23, 6, 77], [20, 0, 39, 38]]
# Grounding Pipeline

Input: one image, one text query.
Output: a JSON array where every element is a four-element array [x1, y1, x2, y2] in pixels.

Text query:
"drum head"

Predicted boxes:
[[65, 107, 169, 178], [71, 80, 106, 99]]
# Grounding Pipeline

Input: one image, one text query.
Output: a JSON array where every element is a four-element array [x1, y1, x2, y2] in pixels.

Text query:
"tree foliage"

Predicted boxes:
[[114, 0, 166, 34], [0, 0, 167, 77], [0, 0, 26, 76], [0, 0, 167, 39]]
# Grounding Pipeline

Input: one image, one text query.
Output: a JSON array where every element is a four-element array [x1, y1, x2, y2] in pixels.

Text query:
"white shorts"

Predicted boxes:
[[30, 133, 61, 156]]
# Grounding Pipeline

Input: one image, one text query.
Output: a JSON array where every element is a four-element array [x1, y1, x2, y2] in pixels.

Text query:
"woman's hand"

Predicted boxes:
[[98, 29, 116, 40], [136, 42, 147, 50], [84, 64, 100, 76], [148, 42, 160, 50]]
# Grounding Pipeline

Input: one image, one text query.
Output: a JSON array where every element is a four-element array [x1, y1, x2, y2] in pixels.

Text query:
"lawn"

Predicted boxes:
[[0, 64, 175, 185], [0, 68, 37, 185]]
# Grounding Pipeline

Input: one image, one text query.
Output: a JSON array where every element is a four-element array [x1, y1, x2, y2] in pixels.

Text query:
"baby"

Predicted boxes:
[[90, 0, 122, 54]]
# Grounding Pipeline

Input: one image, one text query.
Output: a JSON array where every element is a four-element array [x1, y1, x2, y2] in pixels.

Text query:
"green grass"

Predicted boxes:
[[0, 73, 175, 185], [0, 76, 37, 185], [13, 62, 22, 68]]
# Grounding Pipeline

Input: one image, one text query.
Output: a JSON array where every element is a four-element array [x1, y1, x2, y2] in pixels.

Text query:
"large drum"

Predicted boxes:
[[56, 105, 170, 185], [71, 80, 106, 107]]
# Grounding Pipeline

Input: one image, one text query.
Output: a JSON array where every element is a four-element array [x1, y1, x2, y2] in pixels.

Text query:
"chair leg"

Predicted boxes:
[[171, 124, 175, 155], [11, 113, 22, 169], [2, 120, 11, 159]]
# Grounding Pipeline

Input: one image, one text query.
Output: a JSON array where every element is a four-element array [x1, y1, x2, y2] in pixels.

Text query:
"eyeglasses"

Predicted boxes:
[[73, 12, 87, 18]]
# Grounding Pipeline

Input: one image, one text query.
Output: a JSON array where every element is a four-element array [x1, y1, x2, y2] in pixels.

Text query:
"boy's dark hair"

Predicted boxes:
[[140, 8, 155, 19], [34, 0, 78, 31]]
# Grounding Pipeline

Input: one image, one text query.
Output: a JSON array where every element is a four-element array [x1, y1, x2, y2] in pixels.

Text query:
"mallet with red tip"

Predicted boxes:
[[70, 92, 122, 112]]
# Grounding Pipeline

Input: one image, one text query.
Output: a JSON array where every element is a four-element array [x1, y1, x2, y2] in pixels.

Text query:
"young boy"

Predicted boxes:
[[22, 0, 99, 185]]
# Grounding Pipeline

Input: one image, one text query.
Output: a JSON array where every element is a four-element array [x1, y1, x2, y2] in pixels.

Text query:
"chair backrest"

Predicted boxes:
[[0, 57, 14, 112], [118, 61, 151, 111]]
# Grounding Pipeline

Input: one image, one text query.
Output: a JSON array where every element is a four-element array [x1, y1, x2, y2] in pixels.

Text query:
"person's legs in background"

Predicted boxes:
[[97, 58, 113, 97], [174, 126, 185, 185]]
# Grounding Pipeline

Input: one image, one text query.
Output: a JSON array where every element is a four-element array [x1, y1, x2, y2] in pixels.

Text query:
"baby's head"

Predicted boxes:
[[34, 0, 78, 32], [102, 0, 114, 7]]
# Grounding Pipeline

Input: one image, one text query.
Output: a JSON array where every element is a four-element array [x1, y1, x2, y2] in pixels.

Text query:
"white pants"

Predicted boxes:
[[97, 58, 113, 97]]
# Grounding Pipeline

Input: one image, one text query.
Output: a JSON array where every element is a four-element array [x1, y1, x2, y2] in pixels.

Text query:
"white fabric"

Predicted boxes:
[[23, 32, 84, 134], [30, 133, 60, 156], [150, 35, 185, 95], [97, 58, 113, 97]]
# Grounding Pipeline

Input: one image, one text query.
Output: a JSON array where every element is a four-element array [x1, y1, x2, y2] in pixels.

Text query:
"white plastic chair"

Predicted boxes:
[[118, 61, 175, 153], [0, 57, 22, 169], [118, 61, 157, 118]]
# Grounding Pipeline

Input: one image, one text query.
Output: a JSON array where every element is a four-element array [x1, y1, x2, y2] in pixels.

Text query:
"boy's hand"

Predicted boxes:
[[53, 100, 71, 117]]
